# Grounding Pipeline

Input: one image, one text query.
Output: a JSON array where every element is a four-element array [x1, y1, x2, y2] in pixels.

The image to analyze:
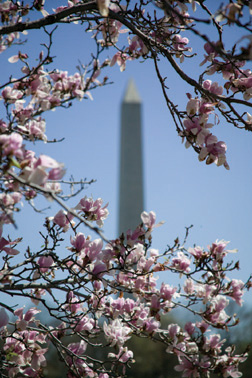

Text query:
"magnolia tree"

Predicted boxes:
[[0, 1, 252, 377]]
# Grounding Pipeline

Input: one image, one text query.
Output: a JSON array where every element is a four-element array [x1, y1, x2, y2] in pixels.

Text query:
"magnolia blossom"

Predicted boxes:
[[110, 51, 130, 72], [186, 98, 199, 115], [64, 291, 83, 314], [229, 279, 244, 306], [75, 196, 109, 226], [170, 252, 191, 273], [160, 283, 177, 301], [108, 346, 134, 363], [198, 135, 229, 169], [203, 334, 225, 353], [37, 255, 54, 273], [97, 0, 110, 17], [103, 319, 131, 347], [209, 239, 237, 263], [141, 211, 156, 229], [141, 211, 164, 236], [14, 307, 41, 331], [1, 86, 23, 103], [19, 118, 47, 141], [128, 35, 149, 57], [0, 132, 23, 159], [0, 226, 20, 255], [51, 209, 74, 232], [175, 355, 211, 377], [93, 5, 128, 46], [74, 316, 95, 333], [20, 154, 65, 187], [70, 232, 89, 252], [188, 246, 206, 260], [66, 340, 89, 377]]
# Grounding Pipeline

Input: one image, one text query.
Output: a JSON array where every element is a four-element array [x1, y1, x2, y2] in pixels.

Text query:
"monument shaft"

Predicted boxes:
[[118, 80, 144, 235]]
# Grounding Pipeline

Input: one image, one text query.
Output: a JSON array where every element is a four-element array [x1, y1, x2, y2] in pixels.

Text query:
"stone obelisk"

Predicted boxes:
[[118, 79, 144, 235]]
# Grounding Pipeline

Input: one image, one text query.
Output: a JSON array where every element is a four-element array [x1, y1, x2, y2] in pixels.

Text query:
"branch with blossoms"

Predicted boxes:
[[0, 1, 252, 378], [0, 203, 251, 378], [92, 0, 252, 168], [1, 28, 110, 144], [0, 1, 252, 167]]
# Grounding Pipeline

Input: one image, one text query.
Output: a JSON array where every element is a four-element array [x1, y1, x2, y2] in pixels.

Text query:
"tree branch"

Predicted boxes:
[[0, 1, 98, 35]]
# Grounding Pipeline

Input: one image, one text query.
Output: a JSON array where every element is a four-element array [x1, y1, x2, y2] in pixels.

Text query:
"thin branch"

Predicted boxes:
[[7, 171, 110, 244]]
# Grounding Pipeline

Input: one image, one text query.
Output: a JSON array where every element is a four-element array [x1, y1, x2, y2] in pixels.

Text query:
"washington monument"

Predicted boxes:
[[118, 79, 144, 235]]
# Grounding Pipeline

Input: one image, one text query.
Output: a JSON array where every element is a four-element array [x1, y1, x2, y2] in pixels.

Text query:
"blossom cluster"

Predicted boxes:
[[1, 205, 250, 377], [200, 41, 252, 127], [183, 83, 229, 169]]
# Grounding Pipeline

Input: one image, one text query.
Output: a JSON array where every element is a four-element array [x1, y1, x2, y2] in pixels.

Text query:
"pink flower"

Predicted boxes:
[[126, 243, 145, 264], [22, 118, 46, 141], [37, 255, 54, 273], [203, 334, 225, 353], [91, 260, 107, 277], [203, 80, 223, 95], [20, 154, 65, 186], [183, 117, 203, 140], [0, 119, 7, 131], [87, 239, 103, 261], [64, 291, 83, 314], [0, 226, 20, 255], [128, 35, 148, 57], [188, 246, 206, 260], [8, 51, 28, 63], [75, 196, 109, 227], [52, 209, 74, 231], [141, 211, 164, 235], [2, 86, 23, 103], [141, 211, 156, 228], [160, 283, 177, 301], [3, 329, 48, 376], [196, 321, 209, 333], [66, 340, 88, 375], [97, 0, 110, 16], [70, 232, 88, 252], [175, 356, 210, 377], [229, 279, 244, 306], [208, 295, 230, 324], [143, 317, 160, 333], [110, 52, 130, 72], [103, 319, 131, 347], [170, 252, 191, 273], [209, 239, 230, 262], [108, 346, 133, 363], [35, 154, 64, 171], [74, 316, 95, 333], [186, 98, 199, 115], [173, 34, 190, 51], [30, 288, 46, 305], [14, 307, 41, 331], [167, 323, 181, 340], [184, 278, 195, 295], [184, 322, 195, 336], [0, 132, 23, 159], [200, 41, 218, 66], [198, 135, 229, 169]]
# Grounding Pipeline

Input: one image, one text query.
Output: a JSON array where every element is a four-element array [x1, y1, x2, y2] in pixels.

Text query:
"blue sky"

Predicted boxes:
[[2, 2, 252, 305]]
